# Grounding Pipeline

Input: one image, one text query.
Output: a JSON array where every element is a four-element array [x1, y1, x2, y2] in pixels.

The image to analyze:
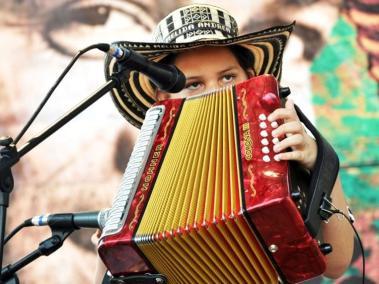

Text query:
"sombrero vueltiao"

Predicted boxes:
[[105, 4, 295, 128]]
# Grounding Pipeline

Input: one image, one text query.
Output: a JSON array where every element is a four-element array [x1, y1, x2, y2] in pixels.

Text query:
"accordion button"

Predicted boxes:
[[261, 138, 269, 145], [263, 155, 270, 162], [272, 137, 280, 144], [259, 122, 267, 129], [271, 121, 279, 128], [258, 113, 267, 120], [262, 147, 270, 154], [260, 130, 268, 137]]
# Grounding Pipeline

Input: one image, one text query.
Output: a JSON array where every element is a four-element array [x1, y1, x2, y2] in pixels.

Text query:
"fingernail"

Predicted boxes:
[[274, 154, 281, 161], [273, 145, 280, 153], [272, 130, 277, 137], [271, 121, 278, 128]]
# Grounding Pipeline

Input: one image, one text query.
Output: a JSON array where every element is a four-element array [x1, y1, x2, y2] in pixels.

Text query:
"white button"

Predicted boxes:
[[261, 138, 269, 146], [259, 114, 267, 120], [262, 147, 270, 154], [272, 137, 279, 144], [263, 155, 271, 162], [259, 122, 267, 129], [271, 121, 279, 128], [260, 130, 268, 137]]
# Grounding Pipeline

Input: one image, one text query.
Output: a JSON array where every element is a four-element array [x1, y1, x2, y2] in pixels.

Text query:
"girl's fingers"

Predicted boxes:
[[267, 98, 318, 170], [272, 121, 304, 138], [274, 150, 305, 162], [268, 99, 297, 122], [268, 108, 294, 122], [273, 134, 304, 153]]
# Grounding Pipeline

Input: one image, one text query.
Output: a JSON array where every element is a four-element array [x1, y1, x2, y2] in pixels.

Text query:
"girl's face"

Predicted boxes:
[[156, 46, 251, 100]]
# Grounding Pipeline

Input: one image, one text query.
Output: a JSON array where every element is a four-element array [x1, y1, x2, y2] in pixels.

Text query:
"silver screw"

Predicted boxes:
[[156, 277, 164, 283], [269, 244, 278, 253]]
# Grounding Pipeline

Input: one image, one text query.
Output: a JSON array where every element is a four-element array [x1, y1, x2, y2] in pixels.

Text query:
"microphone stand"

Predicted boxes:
[[0, 69, 127, 282], [1, 226, 75, 283]]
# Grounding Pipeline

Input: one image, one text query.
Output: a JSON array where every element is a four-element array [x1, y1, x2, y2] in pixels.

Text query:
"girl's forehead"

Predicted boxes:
[[174, 46, 239, 67], [177, 46, 233, 58]]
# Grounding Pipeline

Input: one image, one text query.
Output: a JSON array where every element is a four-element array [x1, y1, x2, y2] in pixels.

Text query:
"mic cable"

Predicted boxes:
[[13, 43, 109, 145]]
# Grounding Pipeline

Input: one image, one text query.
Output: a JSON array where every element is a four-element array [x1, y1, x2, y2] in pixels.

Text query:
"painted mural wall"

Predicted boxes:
[[0, 0, 377, 283]]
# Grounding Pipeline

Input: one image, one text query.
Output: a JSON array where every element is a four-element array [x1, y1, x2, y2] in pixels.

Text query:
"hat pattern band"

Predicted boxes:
[[154, 6, 238, 43]]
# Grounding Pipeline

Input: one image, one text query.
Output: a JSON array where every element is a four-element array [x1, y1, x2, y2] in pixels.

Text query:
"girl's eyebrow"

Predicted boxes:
[[218, 66, 238, 75], [186, 66, 239, 81], [185, 75, 202, 81]]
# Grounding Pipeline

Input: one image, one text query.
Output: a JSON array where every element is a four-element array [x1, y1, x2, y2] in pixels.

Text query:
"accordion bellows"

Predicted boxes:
[[99, 75, 326, 283]]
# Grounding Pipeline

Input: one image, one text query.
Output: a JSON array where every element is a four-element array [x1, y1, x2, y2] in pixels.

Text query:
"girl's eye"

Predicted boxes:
[[186, 82, 201, 90], [222, 74, 236, 83]]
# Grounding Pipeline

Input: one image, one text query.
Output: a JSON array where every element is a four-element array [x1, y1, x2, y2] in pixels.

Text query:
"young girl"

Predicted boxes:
[[96, 4, 354, 282]]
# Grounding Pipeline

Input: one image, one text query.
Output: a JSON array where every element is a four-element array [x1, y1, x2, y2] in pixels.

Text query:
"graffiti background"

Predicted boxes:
[[0, 0, 377, 283]]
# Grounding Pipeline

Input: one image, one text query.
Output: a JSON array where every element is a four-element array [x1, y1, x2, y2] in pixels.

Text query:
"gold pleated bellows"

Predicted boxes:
[[136, 86, 278, 283]]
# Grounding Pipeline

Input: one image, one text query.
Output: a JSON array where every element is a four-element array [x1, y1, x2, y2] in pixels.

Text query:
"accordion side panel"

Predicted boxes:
[[98, 99, 183, 276], [248, 199, 326, 282], [235, 75, 326, 283]]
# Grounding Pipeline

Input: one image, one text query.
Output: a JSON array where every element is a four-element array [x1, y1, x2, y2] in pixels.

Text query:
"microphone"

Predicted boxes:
[[109, 44, 186, 93], [29, 209, 110, 229]]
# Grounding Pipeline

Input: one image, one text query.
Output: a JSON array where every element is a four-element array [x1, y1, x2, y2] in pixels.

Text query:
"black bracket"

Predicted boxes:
[[0, 227, 74, 283]]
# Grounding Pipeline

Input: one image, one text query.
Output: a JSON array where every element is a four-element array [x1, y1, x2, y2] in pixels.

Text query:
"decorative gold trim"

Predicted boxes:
[[163, 108, 176, 140], [240, 88, 248, 120], [248, 165, 256, 198], [129, 194, 145, 230]]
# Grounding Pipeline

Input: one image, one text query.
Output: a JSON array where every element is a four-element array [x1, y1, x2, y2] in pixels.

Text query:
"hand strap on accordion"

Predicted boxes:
[[293, 104, 340, 237]]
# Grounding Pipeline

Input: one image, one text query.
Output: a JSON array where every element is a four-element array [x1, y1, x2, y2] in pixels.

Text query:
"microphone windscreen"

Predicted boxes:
[[168, 66, 186, 93]]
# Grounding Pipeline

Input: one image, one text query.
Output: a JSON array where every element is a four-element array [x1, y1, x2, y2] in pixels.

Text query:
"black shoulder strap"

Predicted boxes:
[[293, 104, 340, 236]]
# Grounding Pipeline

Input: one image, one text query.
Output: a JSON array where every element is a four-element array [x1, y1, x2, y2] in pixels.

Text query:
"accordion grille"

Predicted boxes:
[[136, 87, 278, 283]]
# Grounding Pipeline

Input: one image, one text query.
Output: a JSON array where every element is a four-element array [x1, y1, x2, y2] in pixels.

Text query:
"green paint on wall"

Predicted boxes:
[[311, 19, 356, 74], [372, 219, 379, 233], [311, 15, 379, 212], [340, 168, 379, 209]]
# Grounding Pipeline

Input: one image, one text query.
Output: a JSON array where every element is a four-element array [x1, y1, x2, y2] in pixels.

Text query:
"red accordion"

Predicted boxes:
[[98, 75, 328, 283]]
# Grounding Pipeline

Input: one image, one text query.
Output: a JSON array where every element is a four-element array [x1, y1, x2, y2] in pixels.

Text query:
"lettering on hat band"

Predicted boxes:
[[164, 22, 236, 43], [153, 5, 238, 44]]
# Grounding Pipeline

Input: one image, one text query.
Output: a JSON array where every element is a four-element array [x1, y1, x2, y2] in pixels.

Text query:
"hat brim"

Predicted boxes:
[[105, 22, 295, 128]]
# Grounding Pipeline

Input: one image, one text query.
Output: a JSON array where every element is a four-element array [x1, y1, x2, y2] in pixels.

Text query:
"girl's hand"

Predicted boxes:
[[268, 99, 317, 170]]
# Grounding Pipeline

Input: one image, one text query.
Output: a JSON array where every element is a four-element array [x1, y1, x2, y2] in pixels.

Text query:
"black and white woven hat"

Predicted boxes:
[[105, 4, 295, 128]]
